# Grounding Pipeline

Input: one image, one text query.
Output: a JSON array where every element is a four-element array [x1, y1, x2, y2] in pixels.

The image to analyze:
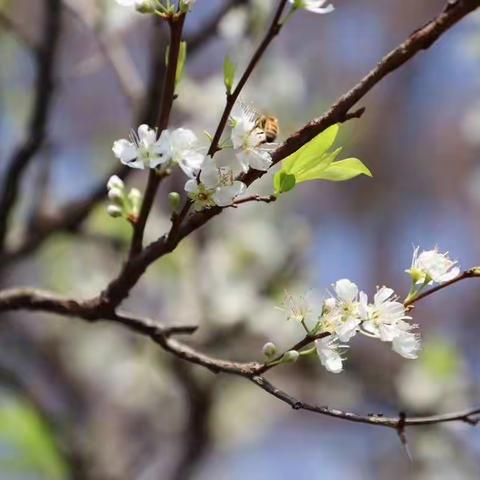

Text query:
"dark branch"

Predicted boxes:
[[0, 0, 62, 251]]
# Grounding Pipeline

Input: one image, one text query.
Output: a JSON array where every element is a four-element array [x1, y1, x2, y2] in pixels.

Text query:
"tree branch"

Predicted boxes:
[[405, 269, 480, 307], [0, 0, 62, 252], [250, 375, 480, 428], [0, 285, 479, 431], [207, 0, 288, 156]]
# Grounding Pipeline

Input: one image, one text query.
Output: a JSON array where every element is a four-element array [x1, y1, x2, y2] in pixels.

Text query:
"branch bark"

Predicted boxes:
[[0, 0, 62, 251]]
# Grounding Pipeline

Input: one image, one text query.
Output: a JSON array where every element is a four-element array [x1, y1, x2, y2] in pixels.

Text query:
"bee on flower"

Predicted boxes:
[[229, 103, 276, 172]]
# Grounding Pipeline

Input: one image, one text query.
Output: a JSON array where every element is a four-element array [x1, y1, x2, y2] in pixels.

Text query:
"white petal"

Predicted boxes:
[[334, 279, 358, 303], [184, 179, 199, 194], [138, 124, 157, 147], [246, 150, 272, 171], [179, 151, 205, 178], [213, 187, 236, 207], [112, 139, 143, 169], [171, 128, 197, 150], [374, 286, 394, 305]]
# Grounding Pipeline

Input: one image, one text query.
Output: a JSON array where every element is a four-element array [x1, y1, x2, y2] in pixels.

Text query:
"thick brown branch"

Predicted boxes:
[[0, 0, 62, 251]]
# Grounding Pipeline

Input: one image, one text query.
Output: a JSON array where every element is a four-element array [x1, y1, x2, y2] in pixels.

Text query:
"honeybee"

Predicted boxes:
[[255, 114, 280, 143]]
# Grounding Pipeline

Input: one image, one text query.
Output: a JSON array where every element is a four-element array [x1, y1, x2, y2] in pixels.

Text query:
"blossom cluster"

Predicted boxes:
[[111, 104, 275, 213], [271, 248, 460, 374]]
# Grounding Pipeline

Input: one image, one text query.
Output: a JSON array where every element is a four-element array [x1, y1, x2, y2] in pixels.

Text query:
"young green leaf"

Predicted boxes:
[[283, 124, 340, 173], [274, 171, 296, 195], [273, 123, 372, 195], [312, 158, 372, 182], [175, 41, 187, 86], [223, 56, 236, 94]]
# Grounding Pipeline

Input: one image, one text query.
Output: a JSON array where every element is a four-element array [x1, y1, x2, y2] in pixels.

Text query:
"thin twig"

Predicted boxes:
[[232, 194, 276, 206], [405, 269, 480, 308], [207, 0, 288, 157], [129, 13, 186, 258]]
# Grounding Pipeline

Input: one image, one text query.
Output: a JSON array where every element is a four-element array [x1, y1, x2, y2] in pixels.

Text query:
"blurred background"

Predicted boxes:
[[1, 0, 480, 478]]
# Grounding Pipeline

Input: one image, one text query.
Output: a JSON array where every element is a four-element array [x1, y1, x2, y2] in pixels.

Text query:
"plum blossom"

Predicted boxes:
[[392, 330, 421, 359], [157, 128, 205, 177], [113, 126, 204, 176], [406, 247, 460, 285], [278, 291, 312, 324], [315, 336, 344, 373], [113, 124, 163, 169], [330, 279, 361, 341], [230, 104, 273, 172], [184, 158, 245, 210], [359, 286, 411, 341], [288, 0, 334, 15], [275, 279, 422, 374]]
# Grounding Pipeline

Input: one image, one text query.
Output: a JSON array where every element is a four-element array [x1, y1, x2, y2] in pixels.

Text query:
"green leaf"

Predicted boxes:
[[223, 55, 236, 94], [273, 124, 371, 195], [274, 171, 296, 195], [175, 41, 187, 86], [283, 124, 340, 173], [312, 158, 372, 182], [294, 147, 342, 181], [0, 399, 68, 479]]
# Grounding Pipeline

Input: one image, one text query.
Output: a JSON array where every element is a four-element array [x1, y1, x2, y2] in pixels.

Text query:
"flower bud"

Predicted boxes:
[[262, 342, 277, 358], [107, 205, 123, 218], [179, 0, 196, 12], [108, 187, 124, 203], [107, 175, 124, 191], [127, 188, 142, 217], [168, 192, 181, 213], [135, 0, 155, 13], [283, 350, 299, 363]]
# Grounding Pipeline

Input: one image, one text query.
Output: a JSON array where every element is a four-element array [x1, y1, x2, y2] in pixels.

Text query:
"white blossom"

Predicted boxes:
[[406, 247, 460, 285], [278, 291, 312, 324], [184, 180, 216, 211], [184, 158, 245, 210], [112, 124, 165, 170], [315, 336, 344, 373], [113, 126, 204, 176], [318, 279, 361, 341], [289, 0, 334, 14], [392, 331, 421, 359], [359, 287, 413, 342], [230, 104, 273, 172], [154, 128, 205, 177]]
